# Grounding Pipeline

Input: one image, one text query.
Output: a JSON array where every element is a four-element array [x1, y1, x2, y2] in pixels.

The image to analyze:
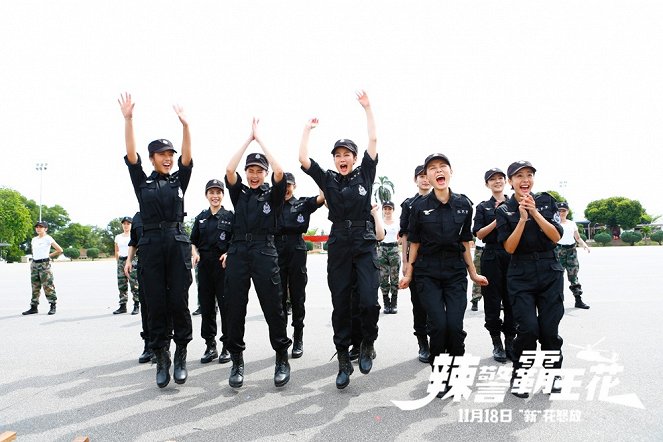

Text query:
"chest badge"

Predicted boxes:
[[297, 214, 305, 223], [263, 203, 271, 214], [358, 185, 367, 196], [219, 231, 226, 241], [178, 188, 183, 198], [423, 209, 435, 215]]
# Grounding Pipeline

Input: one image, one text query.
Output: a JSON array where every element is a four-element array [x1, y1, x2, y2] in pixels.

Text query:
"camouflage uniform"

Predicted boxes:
[[31, 261, 57, 305], [555, 245, 582, 295], [471, 246, 483, 302], [117, 256, 140, 304], [378, 243, 400, 298]]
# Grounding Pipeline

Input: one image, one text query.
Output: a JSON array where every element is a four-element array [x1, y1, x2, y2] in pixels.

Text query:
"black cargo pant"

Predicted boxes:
[[481, 245, 515, 336], [198, 252, 227, 345], [409, 274, 428, 337], [327, 225, 380, 350], [138, 228, 193, 349], [414, 253, 468, 362], [508, 252, 564, 371], [224, 238, 291, 353], [276, 235, 308, 331]]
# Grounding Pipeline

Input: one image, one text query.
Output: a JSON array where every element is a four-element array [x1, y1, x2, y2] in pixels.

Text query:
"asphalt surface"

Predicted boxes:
[[1, 246, 661, 441]]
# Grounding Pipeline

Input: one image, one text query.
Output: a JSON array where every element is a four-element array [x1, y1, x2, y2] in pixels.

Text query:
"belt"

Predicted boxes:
[[475, 246, 484, 250], [233, 233, 274, 242], [32, 258, 49, 263], [419, 250, 462, 260], [379, 242, 398, 247], [559, 244, 576, 249], [483, 243, 505, 250], [332, 220, 368, 229], [143, 222, 181, 231], [276, 233, 303, 241], [513, 250, 555, 260], [118, 256, 128, 260]]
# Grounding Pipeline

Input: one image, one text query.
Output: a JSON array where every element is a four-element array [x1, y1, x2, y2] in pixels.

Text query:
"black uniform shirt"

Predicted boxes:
[[191, 207, 234, 254], [226, 173, 285, 236], [495, 192, 563, 254], [302, 151, 378, 223], [408, 191, 474, 255], [125, 154, 193, 225], [472, 196, 507, 245], [277, 196, 323, 234], [399, 192, 426, 237], [128, 212, 143, 248]]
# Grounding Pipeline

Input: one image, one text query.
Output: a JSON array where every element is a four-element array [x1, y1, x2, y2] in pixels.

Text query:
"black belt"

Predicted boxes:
[[475, 246, 484, 250], [379, 242, 398, 247], [233, 233, 274, 242], [332, 220, 368, 229], [559, 244, 576, 249], [118, 256, 128, 260], [32, 258, 49, 263], [419, 250, 462, 260], [513, 250, 555, 260], [276, 233, 303, 241], [143, 222, 181, 231], [483, 243, 504, 251]]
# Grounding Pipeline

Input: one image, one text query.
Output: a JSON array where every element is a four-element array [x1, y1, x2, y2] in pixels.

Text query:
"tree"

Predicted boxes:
[[0, 188, 33, 261], [544, 190, 573, 219], [21, 198, 70, 233], [373, 176, 395, 204], [651, 231, 663, 245], [620, 231, 642, 246], [52, 223, 93, 250], [585, 197, 647, 231], [63, 247, 80, 259], [86, 248, 100, 260], [594, 232, 612, 246]]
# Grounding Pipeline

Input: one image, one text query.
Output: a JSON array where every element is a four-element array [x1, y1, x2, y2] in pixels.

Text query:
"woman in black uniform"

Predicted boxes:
[[299, 91, 379, 389], [399, 154, 487, 380], [495, 161, 564, 398], [119, 93, 193, 389], [472, 168, 515, 363]]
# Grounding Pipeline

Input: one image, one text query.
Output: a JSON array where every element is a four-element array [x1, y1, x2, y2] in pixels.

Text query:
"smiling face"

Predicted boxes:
[[508, 167, 535, 198], [121, 221, 131, 233], [150, 150, 175, 175], [206, 188, 224, 210], [415, 173, 431, 192], [486, 173, 506, 194], [426, 159, 452, 191], [382, 205, 394, 219], [333, 147, 357, 176], [35, 225, 47, 237], [558, 208, 569, 221], [245, 165, 268, 189], [285, 183, 296, 200]]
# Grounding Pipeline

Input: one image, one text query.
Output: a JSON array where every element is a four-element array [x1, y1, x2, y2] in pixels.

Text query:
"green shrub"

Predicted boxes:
[[651, 230, 663, 245], [620, 231, 643, 246], [63, 247, 80, 259], [86, 247, 100, 260], [305, 241, 314, 251], [593, 232, 612, 246], [579, 232, 587, 241]]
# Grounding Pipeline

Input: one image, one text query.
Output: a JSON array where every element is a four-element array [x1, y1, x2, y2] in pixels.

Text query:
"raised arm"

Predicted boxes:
[[252, 118, 283, 183], [226, 122, 255, 186], [299, 118, 318, 170], [173, 104, 191, 166], [119, 93, 137, 164], [357, 91, 376, 160]]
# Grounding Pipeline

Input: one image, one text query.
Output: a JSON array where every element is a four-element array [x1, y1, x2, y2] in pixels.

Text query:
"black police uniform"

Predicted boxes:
[[495, 192, 565, 372], [125, 155, 193, 351], [408, 191, 473, 362], [190, 206, 234, 349], [276, 195, 322, 332], [224, 173, 291, 354], [302, 151, 380, 351], [399, 193, 428, 340], [128, 212, 149, 350], [472, 196, 515, 341]]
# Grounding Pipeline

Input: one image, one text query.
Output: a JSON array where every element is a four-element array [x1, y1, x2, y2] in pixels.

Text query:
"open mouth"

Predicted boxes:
[[435, 175, 446, 186], [519, 184, 531, 194], [339, 163, 349, 173]]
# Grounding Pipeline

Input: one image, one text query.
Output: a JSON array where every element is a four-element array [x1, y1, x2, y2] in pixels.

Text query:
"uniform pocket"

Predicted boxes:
[[550, 261, 564, 272], [174, 234, 192, 270]]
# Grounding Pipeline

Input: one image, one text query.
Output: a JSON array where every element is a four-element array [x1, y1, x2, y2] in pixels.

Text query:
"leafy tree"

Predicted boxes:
[[0, 188, 33, 261], [544, 190, 573, 219], [86, 248, 100, 260], [20, 198, 70, 233], [89, 226, 113, 255], [651, 231, 663, 245], [593, 232, 612, 246], [63, 247, 80, 259], [373, 176, 395, 204], [585, 197, 647, 231], [620, 231, 642, 246], [53, 223, 93, 249]]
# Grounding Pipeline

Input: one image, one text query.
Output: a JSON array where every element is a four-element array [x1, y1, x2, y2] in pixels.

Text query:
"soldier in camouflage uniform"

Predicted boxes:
[[377, 201, 400, 313], [114, 216, 140, 314], [470, 239, 484, 311], [23, 221, 63, 315], [555, 202, 590, 309]]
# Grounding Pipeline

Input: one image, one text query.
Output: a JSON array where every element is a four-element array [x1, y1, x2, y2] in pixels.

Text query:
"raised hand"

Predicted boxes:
[[305, 118, 319, 130], [173, 104, 188, 126], [251, 117, 260, 142], [118, 92, 135, 119], [356, 90, 371, 108]]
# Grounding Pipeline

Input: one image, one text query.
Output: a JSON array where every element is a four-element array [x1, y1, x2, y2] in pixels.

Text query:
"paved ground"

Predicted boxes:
[[1, 247, 662, 441]]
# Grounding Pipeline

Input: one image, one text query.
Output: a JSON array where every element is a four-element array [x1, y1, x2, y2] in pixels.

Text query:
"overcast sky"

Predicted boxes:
[[1, 1, 662, 231]]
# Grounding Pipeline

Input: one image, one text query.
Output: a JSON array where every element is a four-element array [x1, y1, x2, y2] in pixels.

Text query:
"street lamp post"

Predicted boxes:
[[35, 162, 48, 222]]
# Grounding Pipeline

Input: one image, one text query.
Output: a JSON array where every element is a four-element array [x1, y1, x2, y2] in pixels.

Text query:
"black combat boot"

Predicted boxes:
[[48, 303, 56, 315], [131, 302, 140, 315], [154, 346, 172, 388], [336, 350, 354, 389], [491, 334, 507, 363], [382, 295, 391, 314], [574, 295, 590, 309], [218, 344, 231, 364], [504, 335, 516, 361], [200, 340, 218, 364], [510, 364, 529, 399], [229, 352, 244, 388], [113, 303, 127, 315], [292, 328, 303, 359], [138, 340, 154, 363], [417, 335, 430, 363], [349, 345, 360, 361], [22, 304, 38, 315], [274, 350, 291, 387], [173, 344, 188, 384], [471, 299, 478, 311], [359, 340, 376, 374], [390, 294, 398, 314], [191, 307, 201, 316]]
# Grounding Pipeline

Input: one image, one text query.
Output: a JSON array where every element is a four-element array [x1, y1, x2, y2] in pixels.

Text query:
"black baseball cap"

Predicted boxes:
[[121, 216, 133, 224], [148, 139, 177, 154], [244, 153, 269, 171], [382, 201, 395, 209], [414, 165, 425, 177], [205, 179, 225, 193], [507, 161, 537, 178], [331, 139, 358, 156], [423, 153, 451, 170], [35, 221, 48, 228], [284, 172, 296, 184], [557, 201, 569, 210], [484, 168, 506, 182]]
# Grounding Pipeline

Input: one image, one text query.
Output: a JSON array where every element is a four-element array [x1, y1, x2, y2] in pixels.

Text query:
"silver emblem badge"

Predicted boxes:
[[297, 214, 305, 223], [220, 231, 226, 241], [358, 185, 367, 196], [263, 203, 271, 214]]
